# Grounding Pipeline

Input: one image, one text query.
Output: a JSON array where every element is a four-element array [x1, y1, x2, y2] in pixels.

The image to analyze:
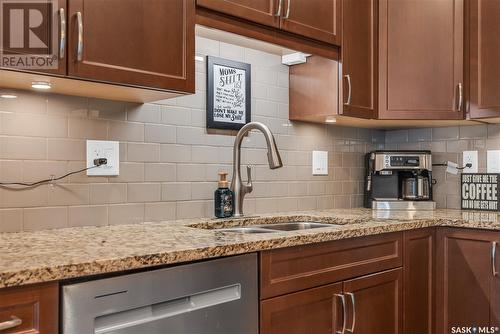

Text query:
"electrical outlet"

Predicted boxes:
[[86, 140, 119, 176], [463, 151, 478, 173], [312, 151, 328, 175]]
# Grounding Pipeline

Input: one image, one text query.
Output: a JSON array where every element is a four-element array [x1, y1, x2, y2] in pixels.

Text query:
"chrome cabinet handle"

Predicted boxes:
[[283, 0, 291, 19], [456, 83, 463, 112], [346, 292, 356, 333], [59, 8, 66, 59], [0, 316, 22, 331], [335, 294, 347, 334], [275, 0, 283, 16], [344, 74, 352, 105], [76, 12, 83, 62], [493, 241, 498, 277]]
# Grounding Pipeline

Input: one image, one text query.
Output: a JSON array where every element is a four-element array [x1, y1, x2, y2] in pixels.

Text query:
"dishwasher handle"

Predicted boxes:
[[95, 284, 241, 334]]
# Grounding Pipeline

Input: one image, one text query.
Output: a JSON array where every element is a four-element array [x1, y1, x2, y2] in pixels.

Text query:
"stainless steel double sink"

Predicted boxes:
[[217, 222, 337, 234]]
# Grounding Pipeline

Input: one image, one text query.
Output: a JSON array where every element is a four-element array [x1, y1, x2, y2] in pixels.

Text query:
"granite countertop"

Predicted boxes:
[[1, 208, 500, 289]]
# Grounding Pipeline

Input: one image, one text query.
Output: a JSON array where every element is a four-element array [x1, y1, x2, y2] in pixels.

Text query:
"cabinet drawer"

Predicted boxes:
[[0, 283, 58, 334], [260, 232, 403, 299], [260, 282, 343, 334]]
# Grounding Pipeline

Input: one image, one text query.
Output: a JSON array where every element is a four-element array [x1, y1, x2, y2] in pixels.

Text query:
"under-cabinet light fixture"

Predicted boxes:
[[0, 93, 18, 99], [325, 117, 337, 124], [31, 81, 52, 90]]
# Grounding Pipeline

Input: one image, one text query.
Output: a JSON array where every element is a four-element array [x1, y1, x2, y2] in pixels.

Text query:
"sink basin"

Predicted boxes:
[[216, 222, 336, 234], [217, 227, 276, 234], [257, 222, 334, 231]]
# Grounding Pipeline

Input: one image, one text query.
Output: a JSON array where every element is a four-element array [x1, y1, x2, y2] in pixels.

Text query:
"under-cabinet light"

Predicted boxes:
[[31, 81, 52, 90]]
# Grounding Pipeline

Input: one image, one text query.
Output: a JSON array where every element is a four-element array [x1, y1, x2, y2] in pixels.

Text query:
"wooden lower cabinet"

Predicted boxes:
[[343, 268, 403, 334], [260, 269, 402, 334], [436, 228, 500, 334], [260, 282, 343, 334], [0, 283, 58, 334], [404, 228, 435, 334]]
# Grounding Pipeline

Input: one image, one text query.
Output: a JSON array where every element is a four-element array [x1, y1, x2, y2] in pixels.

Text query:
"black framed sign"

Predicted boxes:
[[461, 173, 500, 211], [206, 56, 251, 130]]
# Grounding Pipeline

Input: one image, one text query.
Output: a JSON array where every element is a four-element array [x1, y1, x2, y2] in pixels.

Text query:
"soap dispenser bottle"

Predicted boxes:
[[214, 172, 233, 218]]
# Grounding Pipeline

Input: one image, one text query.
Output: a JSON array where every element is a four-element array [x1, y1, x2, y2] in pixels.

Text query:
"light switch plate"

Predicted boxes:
[[86, 140, 120, 176], [312, 151, 328, 175], [487, 150, 500, 173], [463, 151, 478, 173]]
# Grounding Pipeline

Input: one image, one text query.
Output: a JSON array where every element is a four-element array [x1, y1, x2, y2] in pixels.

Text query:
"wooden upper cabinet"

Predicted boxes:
[[0, 283, 58, 334], [196, 0, 280, 28], [341, 0, 377, 119], [467, 0, 500, 119], [343, 268, 403, 334], [68, 0, 195, 93], [378, 0, 464, 120], [436, 228, 500, 333], [280, 0, 341, 45], [289, 56, 339, 123], [35, 0, 67, 76], [260, 282, 343, 334]]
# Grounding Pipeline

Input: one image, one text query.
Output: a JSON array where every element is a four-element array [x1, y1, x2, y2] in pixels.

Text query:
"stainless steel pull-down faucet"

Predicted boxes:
[[231, 122, 283, 217]]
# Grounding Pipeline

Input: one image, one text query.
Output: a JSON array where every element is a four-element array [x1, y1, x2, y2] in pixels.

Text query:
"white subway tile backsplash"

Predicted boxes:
[[0, 37, 376, 232]]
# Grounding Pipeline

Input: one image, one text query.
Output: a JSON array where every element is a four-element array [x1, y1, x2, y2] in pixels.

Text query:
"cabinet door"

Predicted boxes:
[[343, 268, 403, 334], [196, 0, 279, 28], [1, 0, 67, 76], [378, 0, 464, 120], [68, 0, 195, 93], [468, 0, 500, 119], [436, 228, 498, 333], [341, 0, 377, 119], [0, 283, 58, 334], [404, 228, 435, 334], [261, 282, 343, 334], [280, 0, 341, 45]]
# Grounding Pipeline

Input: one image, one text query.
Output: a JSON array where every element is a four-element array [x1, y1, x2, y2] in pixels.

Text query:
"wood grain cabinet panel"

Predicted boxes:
[[0, 283, 58, 334], [341, 0, 377, 119], [68, 0, 195, 93], [289, 56, 339, 123], [436, 228, 500, 334], [467, 0, 500, 119], [343, 268, 403, 334], [378, 0, 464, 120], [404, 228, 436, 334], [196, 0, 279, 28], [260, 282, 343, 334], [260, 232, 402, 299], [280, 0, 341, 45]]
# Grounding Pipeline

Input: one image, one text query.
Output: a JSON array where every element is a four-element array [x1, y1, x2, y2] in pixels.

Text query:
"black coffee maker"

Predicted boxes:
[[364, 151, 435, 210]]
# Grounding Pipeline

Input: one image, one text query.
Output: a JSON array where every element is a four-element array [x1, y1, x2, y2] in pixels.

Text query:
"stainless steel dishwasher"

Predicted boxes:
[[62, 253, 258, 334]]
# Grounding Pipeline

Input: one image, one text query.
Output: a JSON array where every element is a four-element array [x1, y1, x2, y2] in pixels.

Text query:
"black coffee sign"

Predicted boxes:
[[461, 173, 500, 211]]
